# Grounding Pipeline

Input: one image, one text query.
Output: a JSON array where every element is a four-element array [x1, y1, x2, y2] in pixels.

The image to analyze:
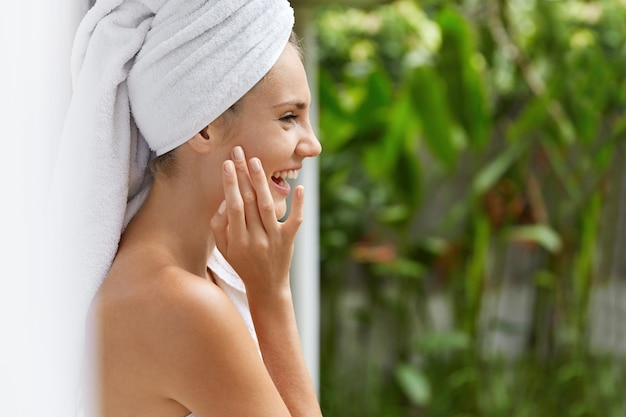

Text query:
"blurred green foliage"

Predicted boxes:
[[315, 1, 626, 416]]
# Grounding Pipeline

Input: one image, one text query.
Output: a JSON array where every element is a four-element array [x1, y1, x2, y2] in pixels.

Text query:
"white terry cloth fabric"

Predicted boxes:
[[208, 248, 259, 348], [47, 0, 293, 414]]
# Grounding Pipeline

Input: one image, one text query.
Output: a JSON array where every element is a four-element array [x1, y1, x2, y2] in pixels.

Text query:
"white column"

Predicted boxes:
[[292, 6, 321, 394], [0, 1, 85, 416]]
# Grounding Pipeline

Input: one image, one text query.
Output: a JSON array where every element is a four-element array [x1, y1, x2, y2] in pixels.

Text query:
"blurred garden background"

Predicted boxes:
[[310, 0, 626, 416]]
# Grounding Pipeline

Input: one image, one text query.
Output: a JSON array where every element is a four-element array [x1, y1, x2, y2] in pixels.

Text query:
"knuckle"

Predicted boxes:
[[235, 159, 248, 171], [259, 200, 274, 212], [252, 238, 270, 252], [290, 210, 303, 222], [242, 191, 256, 204], [289, 218, 302, 233], [229, 202, 244, 215]]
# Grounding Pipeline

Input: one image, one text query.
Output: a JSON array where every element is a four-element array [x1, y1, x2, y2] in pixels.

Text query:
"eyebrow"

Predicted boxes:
[[272, 100, 307, 109]]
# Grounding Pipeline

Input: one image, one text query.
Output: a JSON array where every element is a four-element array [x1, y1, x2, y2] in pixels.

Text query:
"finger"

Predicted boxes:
[[248, 157, 279, 234], [232, 146, 263, 230], [221, 159, 246, 239], [210, 200, 229, 253], [282, 185, 304, 239]]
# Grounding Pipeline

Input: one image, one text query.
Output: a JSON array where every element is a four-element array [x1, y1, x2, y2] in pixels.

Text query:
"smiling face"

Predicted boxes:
[[208, 42, 322, 219]]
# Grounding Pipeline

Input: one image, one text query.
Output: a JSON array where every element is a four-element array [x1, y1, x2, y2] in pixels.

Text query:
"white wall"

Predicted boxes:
[[0, 1, 86, 415]]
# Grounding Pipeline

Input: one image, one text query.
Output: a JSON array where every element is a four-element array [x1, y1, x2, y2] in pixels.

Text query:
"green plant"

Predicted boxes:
[[316, 1, 626, 416]]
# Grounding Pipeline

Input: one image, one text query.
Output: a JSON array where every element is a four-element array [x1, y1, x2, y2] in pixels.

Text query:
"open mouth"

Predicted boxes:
[[271, 169, 299, 187]]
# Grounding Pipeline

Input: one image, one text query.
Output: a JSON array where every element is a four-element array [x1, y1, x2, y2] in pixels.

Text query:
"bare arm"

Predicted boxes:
[[210, 146, 323, 417], [248, 284, 322, 417]]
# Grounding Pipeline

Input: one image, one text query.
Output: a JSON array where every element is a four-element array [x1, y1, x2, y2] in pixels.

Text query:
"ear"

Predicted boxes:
[[187, 125, 212, 154]]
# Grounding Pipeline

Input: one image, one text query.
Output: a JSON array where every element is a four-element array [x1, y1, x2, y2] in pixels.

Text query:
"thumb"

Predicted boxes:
[[282, 185, 304, 239]]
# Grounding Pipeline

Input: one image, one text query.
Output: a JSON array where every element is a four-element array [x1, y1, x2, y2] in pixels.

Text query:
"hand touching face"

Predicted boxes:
[[210, 146, 304, 294]]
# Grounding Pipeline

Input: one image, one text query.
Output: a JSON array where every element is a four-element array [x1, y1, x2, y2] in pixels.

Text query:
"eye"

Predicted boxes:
[[279, 113, 298, 124]]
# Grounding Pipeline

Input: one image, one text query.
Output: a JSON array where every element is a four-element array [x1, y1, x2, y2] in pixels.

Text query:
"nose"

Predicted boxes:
[[296, 123, 322, 157]]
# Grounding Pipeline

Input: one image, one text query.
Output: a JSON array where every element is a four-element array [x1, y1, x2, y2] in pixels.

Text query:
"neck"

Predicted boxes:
[[120, 176, 216, 279]]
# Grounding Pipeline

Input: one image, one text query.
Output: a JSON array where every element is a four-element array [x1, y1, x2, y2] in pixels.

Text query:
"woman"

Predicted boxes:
[[50, 1, 323, 416]]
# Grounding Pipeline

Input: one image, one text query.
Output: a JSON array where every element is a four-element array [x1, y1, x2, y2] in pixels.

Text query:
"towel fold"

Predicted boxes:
[[209, 248, 259, 348]]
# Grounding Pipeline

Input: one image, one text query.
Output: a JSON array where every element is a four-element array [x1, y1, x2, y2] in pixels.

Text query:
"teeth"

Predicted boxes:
[[273, 170, 299, 180]]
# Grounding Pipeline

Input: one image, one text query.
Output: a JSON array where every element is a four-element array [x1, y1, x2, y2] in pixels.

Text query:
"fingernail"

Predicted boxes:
[[224, 160, 234, 174], [218, 200, 226, 214], [233, 146, 244, 161], [250, 158, 261, 173]]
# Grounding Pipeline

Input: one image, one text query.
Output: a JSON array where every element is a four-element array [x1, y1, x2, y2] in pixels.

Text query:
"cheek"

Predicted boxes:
[[240, 142, 274, 172], [237, 126, 291, 174]]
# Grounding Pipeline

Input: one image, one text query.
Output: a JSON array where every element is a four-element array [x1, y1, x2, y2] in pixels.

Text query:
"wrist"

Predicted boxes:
[[246, 281, 292, 312], [244, 272, 291, 300]]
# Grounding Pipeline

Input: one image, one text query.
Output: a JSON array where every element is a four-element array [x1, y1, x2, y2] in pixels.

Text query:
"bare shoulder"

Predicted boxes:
[[90, 257, 289, 417]]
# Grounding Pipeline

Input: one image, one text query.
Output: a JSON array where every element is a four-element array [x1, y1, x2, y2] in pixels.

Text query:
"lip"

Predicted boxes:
[[271, 177, 292, 196], [270, 166, 301, 196]]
